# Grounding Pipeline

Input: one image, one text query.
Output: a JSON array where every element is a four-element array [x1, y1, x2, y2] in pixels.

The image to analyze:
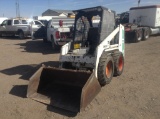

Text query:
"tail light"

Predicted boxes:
[[55, 31, 60, 39], [59, 20, 63, 27]]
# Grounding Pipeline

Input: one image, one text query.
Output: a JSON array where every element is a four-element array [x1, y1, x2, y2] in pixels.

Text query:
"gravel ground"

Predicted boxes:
[[0, 35, 160, 119]]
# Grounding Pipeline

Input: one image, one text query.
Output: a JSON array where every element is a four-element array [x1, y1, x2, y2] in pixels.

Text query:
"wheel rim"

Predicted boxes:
[[118, 56, 123, 71], [137, 31, 142, 41], [105, 61, 113, 78]]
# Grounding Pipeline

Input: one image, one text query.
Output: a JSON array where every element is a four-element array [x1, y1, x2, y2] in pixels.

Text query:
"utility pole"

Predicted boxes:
[[18, 0, 20, 18], [16, 0, 18, 17], [138, 0, 141, 7], [16, 0, 20, 18], [48, 0, 49, 8]]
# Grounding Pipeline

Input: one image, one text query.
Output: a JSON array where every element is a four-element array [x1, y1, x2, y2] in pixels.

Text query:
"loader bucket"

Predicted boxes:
[[27, 66, 101, 112]]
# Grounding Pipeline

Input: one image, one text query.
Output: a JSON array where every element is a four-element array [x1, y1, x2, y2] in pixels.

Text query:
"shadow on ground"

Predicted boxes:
[[16, 40, 60, 54], [0, 61, 59, 80], [47, 106, 78, 117], [9, 85, 28, 98], [0, 36, 30, 40], [151, 34, 160, 37]]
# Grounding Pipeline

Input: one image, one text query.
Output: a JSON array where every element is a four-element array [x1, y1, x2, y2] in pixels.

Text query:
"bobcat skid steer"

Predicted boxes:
[[27, 6, 125, 112]]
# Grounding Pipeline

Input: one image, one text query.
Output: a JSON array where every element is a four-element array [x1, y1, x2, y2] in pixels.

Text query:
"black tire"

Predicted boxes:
[[18, 31, 25, 39], [142, 28, 150, 40], [98, 53, 114, 86], [134, 29, 142, 43], [43, 38, 48, 43], [112, 51, 124, 76]]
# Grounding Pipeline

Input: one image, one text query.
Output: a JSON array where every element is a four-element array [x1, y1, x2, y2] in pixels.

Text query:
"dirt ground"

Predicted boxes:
[[0, 35, 160, 119]]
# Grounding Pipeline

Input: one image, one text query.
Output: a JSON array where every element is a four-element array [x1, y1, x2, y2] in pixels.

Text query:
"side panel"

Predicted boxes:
[[156, 8, 160, 27], [5, 20, 14, 34], [119, 24, 125, 56], [6, 21, 16, 34], [100, 10, 115, 42], [0, 25, 6, 34], [129, 8, 157, 27], [60, 42, 71, 55]]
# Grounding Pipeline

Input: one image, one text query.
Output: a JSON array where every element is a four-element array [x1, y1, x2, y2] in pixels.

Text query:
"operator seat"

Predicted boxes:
[[87, 27, 99, 55]]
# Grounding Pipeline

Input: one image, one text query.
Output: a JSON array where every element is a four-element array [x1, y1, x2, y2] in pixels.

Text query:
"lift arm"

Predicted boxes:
[[94, 24, 125, 78]]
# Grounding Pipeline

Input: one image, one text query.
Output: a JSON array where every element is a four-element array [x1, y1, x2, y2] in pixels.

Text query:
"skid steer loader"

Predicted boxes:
[[27, 6, 125, 112]]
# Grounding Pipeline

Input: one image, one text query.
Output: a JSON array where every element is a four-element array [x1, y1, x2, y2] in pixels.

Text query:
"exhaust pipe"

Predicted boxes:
[[27, 66, 101, 112]]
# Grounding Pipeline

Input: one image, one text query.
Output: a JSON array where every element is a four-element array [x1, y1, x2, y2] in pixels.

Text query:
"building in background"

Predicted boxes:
[[42, 9, 74, 17], [33, 9, 75, 21]]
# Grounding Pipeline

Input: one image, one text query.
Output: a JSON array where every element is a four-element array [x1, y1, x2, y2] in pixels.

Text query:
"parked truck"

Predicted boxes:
[[0, 18, 44, 39], [119, 5, 160, 43], [32, 17, 74, 50], [27, 6, 125, 112]]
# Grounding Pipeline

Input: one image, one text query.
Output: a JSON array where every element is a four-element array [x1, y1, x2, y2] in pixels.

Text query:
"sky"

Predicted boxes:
[[0, 0, 160, 18]]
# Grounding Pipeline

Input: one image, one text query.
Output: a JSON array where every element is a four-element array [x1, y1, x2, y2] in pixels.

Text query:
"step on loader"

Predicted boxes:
[[27, 6, 125, 112]]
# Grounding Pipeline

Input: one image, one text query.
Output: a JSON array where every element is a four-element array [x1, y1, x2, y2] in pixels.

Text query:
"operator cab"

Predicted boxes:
[[72, 6, 115, 55]]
